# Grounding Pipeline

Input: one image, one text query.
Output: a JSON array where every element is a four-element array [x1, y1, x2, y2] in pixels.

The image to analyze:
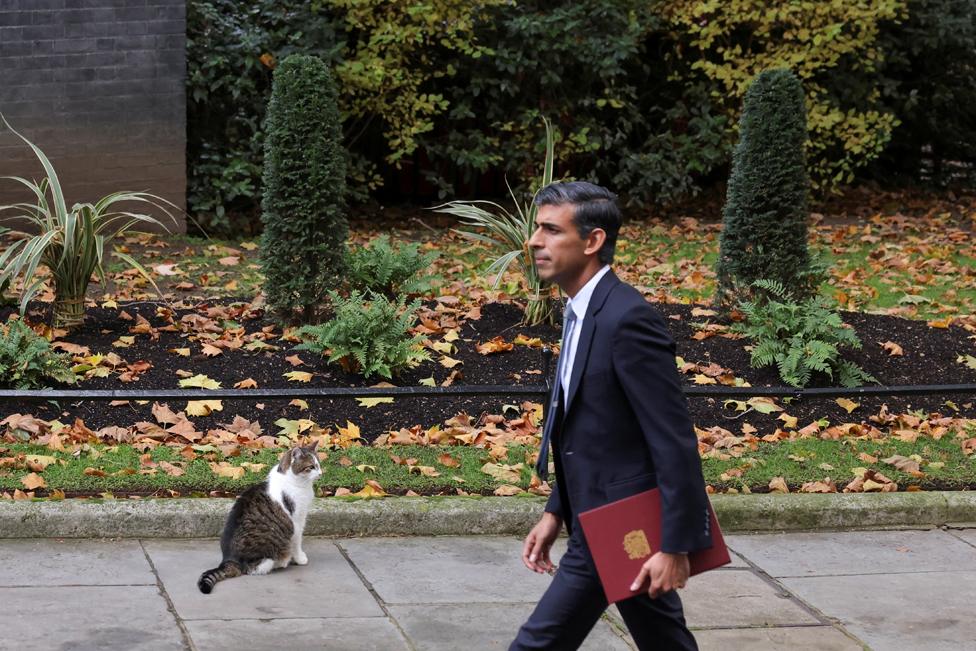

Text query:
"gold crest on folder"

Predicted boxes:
[[623, 529, 651, 560]]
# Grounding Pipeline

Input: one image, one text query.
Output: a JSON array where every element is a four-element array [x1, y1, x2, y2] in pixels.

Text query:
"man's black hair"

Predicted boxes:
[[534, 181, 620, 264]]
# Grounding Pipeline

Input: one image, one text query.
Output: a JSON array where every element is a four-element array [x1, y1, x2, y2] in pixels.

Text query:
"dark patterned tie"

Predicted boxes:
[[535, 303, 577, 481]]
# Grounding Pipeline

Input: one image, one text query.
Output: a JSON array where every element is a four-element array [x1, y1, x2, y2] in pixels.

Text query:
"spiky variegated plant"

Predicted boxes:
[[432, 118, 559, 326], [0, 115, 177, 329]]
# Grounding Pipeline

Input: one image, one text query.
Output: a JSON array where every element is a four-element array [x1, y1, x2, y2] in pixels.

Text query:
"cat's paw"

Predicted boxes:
[[251, 559, 275, 575], [274, 556, 291, 569], [293, 551, 308, 566]]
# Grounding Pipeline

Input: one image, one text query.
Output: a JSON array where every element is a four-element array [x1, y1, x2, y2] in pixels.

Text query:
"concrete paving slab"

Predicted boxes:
[[339, 535, 555, 604], [948, 528, 976, 549], [725, 549, 749, 568], [680, 568, 819, 628], [605, 568, 818, 631], [727, 529, 976, 577], [388, 603, 633, 650], [0, 539, 155, 586], [143, 538, 382, 620], [0, 586, 184, 651], [184, 617, 409, 651], [781, 571, 976, 651], [694, 626, 863, 650]]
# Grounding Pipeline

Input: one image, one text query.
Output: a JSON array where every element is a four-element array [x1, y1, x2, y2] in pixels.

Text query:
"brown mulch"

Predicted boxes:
[[2, 299, 975, 441]]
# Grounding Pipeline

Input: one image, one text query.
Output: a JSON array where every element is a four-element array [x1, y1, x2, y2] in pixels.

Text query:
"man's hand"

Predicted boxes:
[[630, 551, 689, 599], [521, 512, 563, 574]]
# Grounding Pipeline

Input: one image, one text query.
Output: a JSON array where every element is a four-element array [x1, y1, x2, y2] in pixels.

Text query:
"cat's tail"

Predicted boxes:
[[198, 559, 242, 594]]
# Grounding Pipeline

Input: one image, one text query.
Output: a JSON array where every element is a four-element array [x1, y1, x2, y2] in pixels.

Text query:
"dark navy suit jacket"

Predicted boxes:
[[544, 271, 711, 555]]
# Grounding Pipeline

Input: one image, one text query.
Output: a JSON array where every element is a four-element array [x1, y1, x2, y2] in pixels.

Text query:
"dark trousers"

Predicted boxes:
[[510, 534, 698, 651]]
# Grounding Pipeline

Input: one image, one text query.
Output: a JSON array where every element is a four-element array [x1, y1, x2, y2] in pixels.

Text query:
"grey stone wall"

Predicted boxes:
[[0, 0, 186, 233]]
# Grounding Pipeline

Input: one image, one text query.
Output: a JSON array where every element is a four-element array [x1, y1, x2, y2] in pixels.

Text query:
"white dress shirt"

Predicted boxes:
[[561, 264, 611, 396]]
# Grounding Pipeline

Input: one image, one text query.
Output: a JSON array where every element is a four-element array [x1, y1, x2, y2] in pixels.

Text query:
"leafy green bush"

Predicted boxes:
[[869, 0, 976, 187], [260, 54, 347, 323], [344, 235, 438, 298], [0, 319, 77, 389], [716, 69, 816, 308], [296, 290, 430, 380], [732, 280, 878, 389], [186, 0, 342, 235]]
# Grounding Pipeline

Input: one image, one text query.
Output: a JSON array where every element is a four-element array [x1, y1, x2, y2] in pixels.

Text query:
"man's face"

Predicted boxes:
[[529, 203, 595, 291]]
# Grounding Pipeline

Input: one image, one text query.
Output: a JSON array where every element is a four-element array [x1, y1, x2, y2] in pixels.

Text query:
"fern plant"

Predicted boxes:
[[344, 234, 438, 298], [295, 290, 431, 380], [732, 280, 878, 388], [0, 319, 77, 389]]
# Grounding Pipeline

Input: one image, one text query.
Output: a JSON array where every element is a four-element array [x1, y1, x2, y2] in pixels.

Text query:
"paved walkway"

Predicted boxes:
[[3, 528, 975, 650]]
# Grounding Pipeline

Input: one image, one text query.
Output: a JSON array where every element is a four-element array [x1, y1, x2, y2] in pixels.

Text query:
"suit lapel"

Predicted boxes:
[[563, 271, 619, 418]]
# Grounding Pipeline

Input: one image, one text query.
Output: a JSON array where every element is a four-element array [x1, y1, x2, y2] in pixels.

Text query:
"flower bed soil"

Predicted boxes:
[[3, 299, 975, 441]]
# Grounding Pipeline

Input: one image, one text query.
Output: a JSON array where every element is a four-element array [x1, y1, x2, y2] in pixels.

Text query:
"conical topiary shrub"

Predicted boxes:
[[260, 54, 347, 323], [715, 68, 815, 307]]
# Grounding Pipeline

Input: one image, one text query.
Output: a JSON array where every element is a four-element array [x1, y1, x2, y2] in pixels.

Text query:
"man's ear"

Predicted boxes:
[[583, 228, 606, 257]]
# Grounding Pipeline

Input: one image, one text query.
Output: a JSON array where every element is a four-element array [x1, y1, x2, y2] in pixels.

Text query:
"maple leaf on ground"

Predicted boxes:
[[284, 371, 313, 383], [333, 421, 363, 448], [513, 334, 543, 348], [349, 479, 387, 499], [437, 453, 460, 468], [151, 402, 181, 426], [201, 343, 223, 357], [494, 484, 524, 496], [167, 416, 203, 442], [21, 472, 47, 490], [285, 355, 305, 367], [835, 398, 860, 414], [880, 341, 904, 356], [209, 461, 245, 479], [481, 462, 522, 484], [234, 378, 258, 389], [97, 426, 131, 443], [882, 454, 921, 473], [768, 477, 790, 493], [51, 341, 90, 355], [222, 415, 264, 438], [159, 461, 185, 477], [356, 396, 394, 408], [153, 263, 180, 276], [186, 400, 224, 416], [800, 479, 837, 493], [178, 374, 222, 389], [476, 337, 514, 355]]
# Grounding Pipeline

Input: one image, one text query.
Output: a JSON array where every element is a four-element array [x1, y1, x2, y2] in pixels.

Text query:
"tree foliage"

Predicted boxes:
[[664, 0, 905, 190]]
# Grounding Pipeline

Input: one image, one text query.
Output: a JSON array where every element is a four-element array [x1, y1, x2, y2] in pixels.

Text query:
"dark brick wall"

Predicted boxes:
[[0, 0, 186, 233]]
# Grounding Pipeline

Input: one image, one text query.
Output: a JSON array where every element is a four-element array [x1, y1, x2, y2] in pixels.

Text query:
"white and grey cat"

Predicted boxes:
[[198, 441, 322, 593]]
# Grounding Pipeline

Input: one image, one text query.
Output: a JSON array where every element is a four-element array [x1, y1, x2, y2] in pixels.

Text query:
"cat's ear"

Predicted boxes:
[[306, 439, 319, 453], [277, 448, 293, 474]]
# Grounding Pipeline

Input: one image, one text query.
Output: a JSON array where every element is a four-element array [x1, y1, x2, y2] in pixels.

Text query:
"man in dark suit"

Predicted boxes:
[[510, 181, 711, 650]]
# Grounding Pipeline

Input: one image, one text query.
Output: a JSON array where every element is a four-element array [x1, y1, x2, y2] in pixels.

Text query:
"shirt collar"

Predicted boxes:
[[566, 265, 611, 320]]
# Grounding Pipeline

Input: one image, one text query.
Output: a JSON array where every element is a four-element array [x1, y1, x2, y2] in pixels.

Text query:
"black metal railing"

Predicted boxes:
[[0, 348, 974, 403]]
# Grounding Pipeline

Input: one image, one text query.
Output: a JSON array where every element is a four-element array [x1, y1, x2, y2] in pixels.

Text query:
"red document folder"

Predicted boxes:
[[578, 488, 730, 604]]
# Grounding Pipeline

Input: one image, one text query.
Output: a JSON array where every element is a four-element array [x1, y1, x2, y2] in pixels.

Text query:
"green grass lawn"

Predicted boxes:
[[4, 435, 975, 498]]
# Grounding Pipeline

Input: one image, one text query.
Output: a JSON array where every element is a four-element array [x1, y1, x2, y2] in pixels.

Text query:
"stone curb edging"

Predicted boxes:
[[1, 492, 974, 539]]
